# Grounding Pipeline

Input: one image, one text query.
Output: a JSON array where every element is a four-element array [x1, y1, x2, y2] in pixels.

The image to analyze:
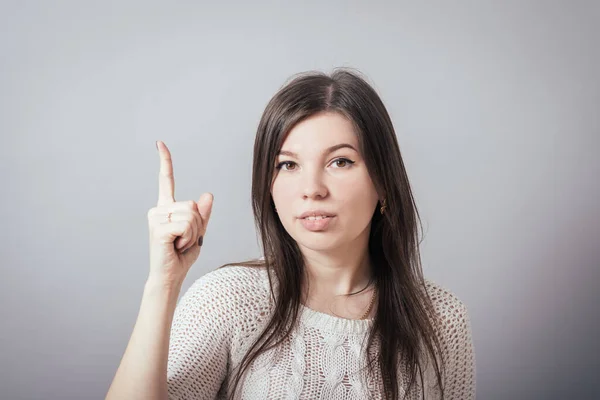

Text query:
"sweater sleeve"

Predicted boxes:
[[423, 281, 476, 400], [441, 300, 476, 399], [166, 268, 239, 400]]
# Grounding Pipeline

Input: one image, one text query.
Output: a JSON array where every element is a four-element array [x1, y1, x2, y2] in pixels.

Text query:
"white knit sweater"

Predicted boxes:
[[166, 266, 475, 399]]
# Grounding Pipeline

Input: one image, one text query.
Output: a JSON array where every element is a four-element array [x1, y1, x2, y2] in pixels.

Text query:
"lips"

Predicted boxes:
[[298, 210, 336, 219], [298, 211, 336, 231]]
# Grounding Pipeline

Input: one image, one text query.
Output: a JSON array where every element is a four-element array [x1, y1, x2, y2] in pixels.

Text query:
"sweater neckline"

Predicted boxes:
[[298, 303, 373, 334], [253, 264, 373, 334]]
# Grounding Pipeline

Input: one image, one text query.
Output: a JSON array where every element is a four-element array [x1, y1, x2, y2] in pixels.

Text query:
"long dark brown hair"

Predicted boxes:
[[222, 68, 445, 399]]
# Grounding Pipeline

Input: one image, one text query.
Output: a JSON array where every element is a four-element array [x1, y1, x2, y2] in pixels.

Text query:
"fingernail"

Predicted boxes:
[[197, 236, 204, 246], [155, 141, 159, 150]]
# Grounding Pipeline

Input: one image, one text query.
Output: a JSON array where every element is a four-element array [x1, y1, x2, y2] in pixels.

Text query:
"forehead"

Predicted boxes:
[[281, 112, 358, 150]]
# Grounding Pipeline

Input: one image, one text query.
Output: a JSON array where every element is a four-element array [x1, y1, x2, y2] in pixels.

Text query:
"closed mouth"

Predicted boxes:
[[302, 215, 333, 220]]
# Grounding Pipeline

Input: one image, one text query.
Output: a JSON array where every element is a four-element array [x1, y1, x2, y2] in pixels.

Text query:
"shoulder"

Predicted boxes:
[[172, 265, 272, 337], [423, 278, 471, 330], [195, 264, 270, 288], [181, 266, 270, 314], [185, 264, 271, 304]]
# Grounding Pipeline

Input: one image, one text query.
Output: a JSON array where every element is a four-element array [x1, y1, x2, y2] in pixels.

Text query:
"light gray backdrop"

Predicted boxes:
[[1, 1, 598, 399]]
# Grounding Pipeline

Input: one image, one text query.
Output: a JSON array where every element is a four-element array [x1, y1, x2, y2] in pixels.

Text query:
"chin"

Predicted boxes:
[[295, 234, 343, 252]]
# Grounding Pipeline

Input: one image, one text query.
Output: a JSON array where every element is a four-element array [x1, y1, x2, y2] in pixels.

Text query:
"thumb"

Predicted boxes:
[[197, 193, 214, 228]]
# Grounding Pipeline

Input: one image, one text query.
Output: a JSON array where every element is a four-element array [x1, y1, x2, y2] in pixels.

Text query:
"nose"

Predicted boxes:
[[301, 168, 328, 200]]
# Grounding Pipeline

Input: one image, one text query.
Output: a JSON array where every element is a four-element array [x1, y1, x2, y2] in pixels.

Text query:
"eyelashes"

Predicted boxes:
[[275, 158, 356, 171], [275, 161, 295, 171]]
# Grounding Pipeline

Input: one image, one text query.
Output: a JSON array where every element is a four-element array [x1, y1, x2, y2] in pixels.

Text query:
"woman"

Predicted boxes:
[[106, 69, 475, 400]]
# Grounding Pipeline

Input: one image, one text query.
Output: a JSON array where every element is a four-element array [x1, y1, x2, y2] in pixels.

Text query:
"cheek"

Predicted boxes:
[[271, 179, 295, 210], [340, 177, 378, 216], [342, 195, 377, 222], [344, 171, 378, 196]]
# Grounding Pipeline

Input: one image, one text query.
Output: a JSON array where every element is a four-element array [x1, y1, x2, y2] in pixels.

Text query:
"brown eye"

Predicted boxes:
[[276, 161, 297, 171], [332, 158, 355, 168]]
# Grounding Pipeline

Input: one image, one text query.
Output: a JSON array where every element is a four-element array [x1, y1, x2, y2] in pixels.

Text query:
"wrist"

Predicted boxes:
[[144, 275, 183, 296]]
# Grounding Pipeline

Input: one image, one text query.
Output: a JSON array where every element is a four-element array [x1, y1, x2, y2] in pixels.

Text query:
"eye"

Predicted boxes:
[[331, 158, 355, 168], [275, 161, 297, 171]]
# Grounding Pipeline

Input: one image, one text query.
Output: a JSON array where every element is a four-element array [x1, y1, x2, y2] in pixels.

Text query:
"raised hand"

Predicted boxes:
[[146, 141, 213, 285]]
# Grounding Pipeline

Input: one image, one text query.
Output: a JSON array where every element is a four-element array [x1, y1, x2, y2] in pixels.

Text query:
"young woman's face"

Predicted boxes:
[[271, 112, 380, 253]]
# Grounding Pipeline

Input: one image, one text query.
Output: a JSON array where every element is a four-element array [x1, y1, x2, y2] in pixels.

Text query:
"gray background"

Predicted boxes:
[[1, 1, 598, 399]]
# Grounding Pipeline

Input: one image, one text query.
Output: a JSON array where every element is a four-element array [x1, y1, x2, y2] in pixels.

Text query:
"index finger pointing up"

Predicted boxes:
[[156, 141, 175, 205]]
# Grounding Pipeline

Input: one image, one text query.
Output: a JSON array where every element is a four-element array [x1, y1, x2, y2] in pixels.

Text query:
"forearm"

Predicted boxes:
[[106, 278, 182, 400]]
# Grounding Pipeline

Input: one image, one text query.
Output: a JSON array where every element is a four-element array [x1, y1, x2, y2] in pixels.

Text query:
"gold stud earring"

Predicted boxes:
[[380, 199, 387, 214]]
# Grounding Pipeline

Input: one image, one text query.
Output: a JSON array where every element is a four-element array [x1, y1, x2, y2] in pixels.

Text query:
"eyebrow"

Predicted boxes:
[[277, 143, 358, 158]]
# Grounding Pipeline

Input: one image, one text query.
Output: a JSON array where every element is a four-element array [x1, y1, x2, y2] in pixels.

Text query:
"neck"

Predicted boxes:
[[300, 237, 373, 298]]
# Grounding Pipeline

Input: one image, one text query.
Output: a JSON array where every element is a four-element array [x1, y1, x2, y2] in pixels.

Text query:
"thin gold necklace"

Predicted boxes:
[[360, 286, 377, 320], [324, 284, 378, 320]]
